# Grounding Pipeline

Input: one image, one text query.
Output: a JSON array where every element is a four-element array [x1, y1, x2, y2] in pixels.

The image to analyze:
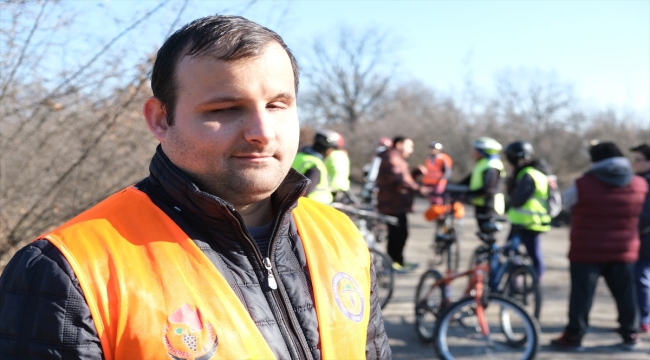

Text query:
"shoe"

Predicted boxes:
[[392, 262, 418, 273], [620, 333, 640, 351], [550, 332, 584, 352], [640, 323, 650, 333], [401, 262, 419, 272]]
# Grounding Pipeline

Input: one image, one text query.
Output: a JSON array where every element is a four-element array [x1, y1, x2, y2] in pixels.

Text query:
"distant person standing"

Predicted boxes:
[[361, 137, 393, 204], [503, 141, 553, 280], [630, 143, 650, 333], [375, 136, 420, 271], [421, 141, 453, 205], [459, 137, 506, 230], [551, 141, 647, 351], [324, 134, 351, 201], [292, 130, 341, 204]]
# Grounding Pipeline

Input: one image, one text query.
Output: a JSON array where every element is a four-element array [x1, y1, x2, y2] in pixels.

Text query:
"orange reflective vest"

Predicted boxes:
[[422, 153, 452, 186], [41, 187, 370, 360]]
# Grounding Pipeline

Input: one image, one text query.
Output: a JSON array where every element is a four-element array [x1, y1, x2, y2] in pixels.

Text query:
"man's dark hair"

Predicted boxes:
[[589, 141, 623, 163], [392, 136, 409, 148], [630, 143, 650, 161], [151, 15, 300, 125]]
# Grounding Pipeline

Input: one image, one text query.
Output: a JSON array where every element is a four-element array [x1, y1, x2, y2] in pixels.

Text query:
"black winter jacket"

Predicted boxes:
[[639, 170, 650, 259], [0, 147, 391, 359]]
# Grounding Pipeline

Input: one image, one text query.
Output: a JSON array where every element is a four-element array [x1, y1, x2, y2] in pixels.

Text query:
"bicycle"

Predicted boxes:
[[471, 216, 542, 319], [414, 217, 541, 360], [425, 184, 468, 273], [330, 201, 396, 309]]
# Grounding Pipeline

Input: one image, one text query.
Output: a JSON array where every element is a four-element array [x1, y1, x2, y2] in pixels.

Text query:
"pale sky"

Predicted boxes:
[[73, 0, 650, 123]]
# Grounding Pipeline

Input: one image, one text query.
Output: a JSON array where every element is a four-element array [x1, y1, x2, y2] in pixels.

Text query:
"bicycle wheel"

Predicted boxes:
[[502, 265, 541, 319], [434, 293, 540, 360], [369, 248, 394, 309], [414, 269, 446, 343]]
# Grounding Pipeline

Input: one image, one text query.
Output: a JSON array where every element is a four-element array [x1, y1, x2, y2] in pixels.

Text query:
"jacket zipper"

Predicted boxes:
[[227, 201, 311, 360]]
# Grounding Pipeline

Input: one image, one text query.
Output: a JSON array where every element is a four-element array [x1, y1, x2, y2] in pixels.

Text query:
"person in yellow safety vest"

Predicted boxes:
[[0, 15, 391, 360], [324, 133, 351, 201], [458, 137, 506, 230], [504, 141, 553, 280], [421, 141, 453, 205], [292, 130, 341, 204]]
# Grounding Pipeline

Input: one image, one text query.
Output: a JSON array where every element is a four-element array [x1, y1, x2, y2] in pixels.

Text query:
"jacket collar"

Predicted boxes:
[[146, 145, 309, 226]]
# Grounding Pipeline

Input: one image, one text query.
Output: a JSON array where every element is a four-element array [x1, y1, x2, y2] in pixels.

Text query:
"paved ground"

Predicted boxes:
[[380, 196, 650, 359]]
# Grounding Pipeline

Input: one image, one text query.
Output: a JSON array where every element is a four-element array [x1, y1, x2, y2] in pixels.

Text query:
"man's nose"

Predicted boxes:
[[243, 106, 275, 145]]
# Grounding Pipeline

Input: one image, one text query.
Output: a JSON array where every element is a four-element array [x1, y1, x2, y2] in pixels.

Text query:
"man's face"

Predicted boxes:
[[632, 151, 650, 174], [157, 42, 299, 207], [399, 139, 414, 158]]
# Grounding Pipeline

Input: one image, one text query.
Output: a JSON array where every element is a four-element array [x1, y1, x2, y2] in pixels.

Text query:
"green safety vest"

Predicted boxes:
[[325, 150, 351, 192], [292, 152, 334, 204], [507, 167, 552, 232], [469, 157, 506, 215]]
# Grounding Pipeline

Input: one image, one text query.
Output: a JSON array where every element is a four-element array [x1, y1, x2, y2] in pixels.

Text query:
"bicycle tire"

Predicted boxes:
[[434, 293, 540, 360], [414, 269, 446, 343], [369, 248, 394, 309], [502, 265, 542, 320]]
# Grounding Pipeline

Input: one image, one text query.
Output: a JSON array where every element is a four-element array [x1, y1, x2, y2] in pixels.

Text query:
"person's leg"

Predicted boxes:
[[566, 262, 600, 338], [602, 262, 638, 337], [386, 213, 407, 265], [519, 229, 545, 279], [635, 259, 650, 329]]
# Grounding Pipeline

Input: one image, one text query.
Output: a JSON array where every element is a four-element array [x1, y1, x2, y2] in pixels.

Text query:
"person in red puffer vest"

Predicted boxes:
[[551, 141, 648, 352]]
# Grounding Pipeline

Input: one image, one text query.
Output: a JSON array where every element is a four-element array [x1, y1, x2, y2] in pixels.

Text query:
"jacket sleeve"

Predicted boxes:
[[365, 259, 392, 360], [0, 240, 104, 359], [508, 173, 536, 209]]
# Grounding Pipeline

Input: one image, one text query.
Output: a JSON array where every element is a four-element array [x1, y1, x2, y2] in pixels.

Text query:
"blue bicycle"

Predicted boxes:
[[473, 216, 542, 319]]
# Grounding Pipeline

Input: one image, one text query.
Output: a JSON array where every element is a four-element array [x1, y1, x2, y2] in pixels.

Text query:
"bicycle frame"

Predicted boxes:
[[421, 260, 493, 336]]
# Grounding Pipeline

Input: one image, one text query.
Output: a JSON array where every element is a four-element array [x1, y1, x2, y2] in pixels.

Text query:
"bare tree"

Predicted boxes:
[[299, 26, 398, 130], [0, 0, 186, 268]]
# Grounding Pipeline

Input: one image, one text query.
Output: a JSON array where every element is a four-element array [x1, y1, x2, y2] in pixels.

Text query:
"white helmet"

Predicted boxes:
[[472, 137, 502, 155]]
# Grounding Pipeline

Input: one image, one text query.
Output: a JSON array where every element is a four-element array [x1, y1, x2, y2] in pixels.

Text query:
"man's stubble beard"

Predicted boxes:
[[194, 161, 289, 207]]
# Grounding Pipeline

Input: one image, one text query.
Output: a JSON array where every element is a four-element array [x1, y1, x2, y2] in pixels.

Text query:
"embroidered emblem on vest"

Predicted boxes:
[[332, 272, 364, 322], [162, 303, 218, 360]]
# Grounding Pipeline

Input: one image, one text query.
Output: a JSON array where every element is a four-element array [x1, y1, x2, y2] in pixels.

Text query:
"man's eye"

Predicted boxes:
[[211, 107, 237, 113], [267, 103, 287, 110]]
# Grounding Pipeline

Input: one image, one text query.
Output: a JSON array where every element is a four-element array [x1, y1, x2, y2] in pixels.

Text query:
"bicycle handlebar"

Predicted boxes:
[[330, 202, 399, 226]]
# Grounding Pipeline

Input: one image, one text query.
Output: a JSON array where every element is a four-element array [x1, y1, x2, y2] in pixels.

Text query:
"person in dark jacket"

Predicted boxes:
[[0, 16, 391, 359], [458, 137, 506, 230], [551, 141, 648, 351], [504, 141, 554, 280], [375, 136, 421, 271], [631, 143, 650, 333]]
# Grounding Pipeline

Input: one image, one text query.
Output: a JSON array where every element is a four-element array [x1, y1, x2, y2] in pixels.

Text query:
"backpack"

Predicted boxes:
[[546, 175, 562, 218]]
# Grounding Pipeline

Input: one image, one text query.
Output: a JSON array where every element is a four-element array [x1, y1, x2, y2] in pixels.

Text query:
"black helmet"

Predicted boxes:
[[313, 130, 342, 150], [429, 141, 443, 150], [504, 141, 534, 165]]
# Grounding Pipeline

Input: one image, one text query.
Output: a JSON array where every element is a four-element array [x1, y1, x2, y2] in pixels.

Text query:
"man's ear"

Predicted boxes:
[[143, 97, 169, 142]]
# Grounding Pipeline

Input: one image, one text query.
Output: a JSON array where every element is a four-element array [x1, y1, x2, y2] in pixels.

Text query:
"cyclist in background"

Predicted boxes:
[[292, 130, 341, 204], [458, 137, 506, 230], [421, 141, 453, 205], [504, 141, 553, 280], [361, 137, 393, 204], [324, 133, 351, 201]]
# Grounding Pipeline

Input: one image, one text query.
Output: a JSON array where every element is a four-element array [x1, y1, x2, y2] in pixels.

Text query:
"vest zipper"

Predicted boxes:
[[227, 203, 311, 360], [263, 257, 278, 289]]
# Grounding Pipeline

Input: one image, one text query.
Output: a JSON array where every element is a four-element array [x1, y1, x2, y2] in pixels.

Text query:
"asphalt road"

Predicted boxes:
[[380, 196, 650, 360]]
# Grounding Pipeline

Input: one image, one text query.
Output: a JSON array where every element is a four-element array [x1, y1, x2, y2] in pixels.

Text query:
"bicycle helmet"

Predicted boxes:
[[313, 130, 342, 150], [429, 141, 443, 150], [504, 141, 534, 166], [472, 137, 502, 155]]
